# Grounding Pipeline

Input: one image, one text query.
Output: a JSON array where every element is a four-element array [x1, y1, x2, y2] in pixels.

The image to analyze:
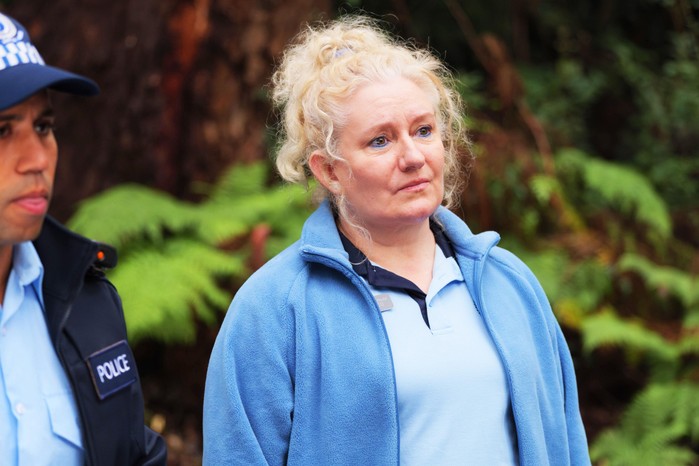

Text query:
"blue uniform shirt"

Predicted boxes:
[[0, 241, 84, 465], [341, 228, 519, 465]]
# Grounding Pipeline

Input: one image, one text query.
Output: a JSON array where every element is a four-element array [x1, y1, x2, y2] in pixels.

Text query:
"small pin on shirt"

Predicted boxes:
[[374, 294, 394, 312]]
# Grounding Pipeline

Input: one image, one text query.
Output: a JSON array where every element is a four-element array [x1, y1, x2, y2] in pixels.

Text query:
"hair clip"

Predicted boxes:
[[334, 47, 350, 58]]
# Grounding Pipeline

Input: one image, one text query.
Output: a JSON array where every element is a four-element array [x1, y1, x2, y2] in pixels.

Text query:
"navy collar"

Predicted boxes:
[[338, 219, 454, 328]]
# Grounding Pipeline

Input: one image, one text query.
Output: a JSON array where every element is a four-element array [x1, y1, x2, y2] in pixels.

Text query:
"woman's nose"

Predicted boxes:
[[398, 137, 426, 171]]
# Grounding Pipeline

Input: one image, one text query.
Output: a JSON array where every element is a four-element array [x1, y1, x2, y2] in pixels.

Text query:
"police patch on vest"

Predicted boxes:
[[86, 340, 137, 400]]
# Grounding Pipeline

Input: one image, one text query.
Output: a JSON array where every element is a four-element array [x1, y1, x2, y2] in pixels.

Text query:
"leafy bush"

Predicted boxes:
[[590, 384, 699, 466], [68, 163, 312, 343]]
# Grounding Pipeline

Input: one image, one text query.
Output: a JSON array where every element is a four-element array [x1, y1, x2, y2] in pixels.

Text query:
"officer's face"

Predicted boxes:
[[0, 92, 57, 252]]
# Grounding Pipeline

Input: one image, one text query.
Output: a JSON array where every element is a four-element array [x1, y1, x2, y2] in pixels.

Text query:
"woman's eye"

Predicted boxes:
[[416, 126, 432, 137], [0, 124, 9, 138], [370, 136, 388, 148]]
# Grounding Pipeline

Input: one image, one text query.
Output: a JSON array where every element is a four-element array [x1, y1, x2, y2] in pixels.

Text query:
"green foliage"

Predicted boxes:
[[492, 143, 698, 462], [590, 384, 699, 466], [108, 240, 245, 342], [528, 173, 586, 233], [579, 255, 699, 456], [496, 117, 695, 464], [69, 185, 200, 248], [521, 4, 699, 209], [477, 157, 549, 240], [68, 163, 312, 343], [618, 253, 699, 322], [512, 247, 611, 328], [454, 72, 490, 113], [521, 60, 607, 148], [609, 33, 699, 208], [556, 148, 672, 240], [581, 311, 678, 377]]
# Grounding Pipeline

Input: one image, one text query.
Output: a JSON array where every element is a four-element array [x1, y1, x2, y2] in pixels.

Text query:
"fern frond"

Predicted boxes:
[[556, 148, 672, 239], [514, 248, 610, 327], [591, 426, 696, 466], [581, 310, 677, 361], [68, 184, 199, 247], [205, 162, 269, 200], [197, 183, 311, 246], [591, 383, 699, 466], [68, 162, 313, 345], [109, 239, 246, 343], [618, 253, 699, 310]]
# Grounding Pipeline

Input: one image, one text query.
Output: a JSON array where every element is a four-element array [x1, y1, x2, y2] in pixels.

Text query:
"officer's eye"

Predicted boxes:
[[35, 119, 56, 136]]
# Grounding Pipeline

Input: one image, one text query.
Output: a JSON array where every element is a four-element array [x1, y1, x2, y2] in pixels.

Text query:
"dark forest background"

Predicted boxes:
[[2, 0, 698, 464]]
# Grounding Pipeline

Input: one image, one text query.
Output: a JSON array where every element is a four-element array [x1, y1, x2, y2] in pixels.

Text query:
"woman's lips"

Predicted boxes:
[[399, 179, 430, 192]]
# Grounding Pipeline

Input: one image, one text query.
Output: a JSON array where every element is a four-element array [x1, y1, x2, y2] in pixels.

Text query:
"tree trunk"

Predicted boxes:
[[4, 0, 331, 219]]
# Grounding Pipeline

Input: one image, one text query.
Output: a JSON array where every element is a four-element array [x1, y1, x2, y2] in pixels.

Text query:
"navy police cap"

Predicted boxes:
[[0, 12, 99, 111]]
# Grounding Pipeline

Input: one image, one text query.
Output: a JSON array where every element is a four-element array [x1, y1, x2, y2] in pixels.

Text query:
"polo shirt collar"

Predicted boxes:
[[338, 219, 456, 328], [339, 218, 454, 281]]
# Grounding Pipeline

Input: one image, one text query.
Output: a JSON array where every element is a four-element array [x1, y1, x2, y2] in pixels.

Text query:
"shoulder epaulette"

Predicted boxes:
[[93, 242, 118, 270]]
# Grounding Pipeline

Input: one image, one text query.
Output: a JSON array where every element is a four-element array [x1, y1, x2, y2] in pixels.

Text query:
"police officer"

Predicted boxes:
[[0, 12, 166, 465]]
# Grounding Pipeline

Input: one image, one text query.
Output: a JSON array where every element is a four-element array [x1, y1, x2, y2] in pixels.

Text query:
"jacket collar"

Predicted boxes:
[[300, 200, 500, 262], [32, 216, 98, 304], [298, 201, 349, 266], [432, 206, 500, 259]]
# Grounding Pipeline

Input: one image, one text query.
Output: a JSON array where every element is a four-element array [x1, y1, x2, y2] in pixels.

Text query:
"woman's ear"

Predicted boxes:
[[309, 151, 341, 194]]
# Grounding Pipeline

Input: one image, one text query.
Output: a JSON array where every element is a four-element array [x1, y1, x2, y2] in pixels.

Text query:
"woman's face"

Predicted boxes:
[[325, 76, 445, 234]]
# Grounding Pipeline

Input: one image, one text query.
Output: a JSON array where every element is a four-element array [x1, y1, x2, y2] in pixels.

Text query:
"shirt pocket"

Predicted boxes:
[[45, 391, 84, 450]]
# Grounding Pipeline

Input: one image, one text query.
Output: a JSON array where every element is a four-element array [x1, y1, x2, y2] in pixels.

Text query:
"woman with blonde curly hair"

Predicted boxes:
[[203, 15, 589, 466]]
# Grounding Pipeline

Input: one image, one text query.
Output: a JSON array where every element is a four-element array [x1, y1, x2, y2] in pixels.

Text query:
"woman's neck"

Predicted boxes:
[[339, 218, 436, 293]]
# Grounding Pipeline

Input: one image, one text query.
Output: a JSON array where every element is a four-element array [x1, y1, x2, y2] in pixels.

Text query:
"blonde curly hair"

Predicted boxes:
[[271, 15, 470, 211]]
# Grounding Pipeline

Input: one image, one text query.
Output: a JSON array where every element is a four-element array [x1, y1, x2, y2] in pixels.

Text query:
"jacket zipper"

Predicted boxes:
[[469, 252, 522, 464], [303, 250, 402, 465], [55, 285, 98, 465]]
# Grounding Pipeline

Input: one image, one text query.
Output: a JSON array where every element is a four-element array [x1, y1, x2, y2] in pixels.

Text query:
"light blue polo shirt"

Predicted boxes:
[[342, 230, 519, 465], [0, 241, 84, 465]]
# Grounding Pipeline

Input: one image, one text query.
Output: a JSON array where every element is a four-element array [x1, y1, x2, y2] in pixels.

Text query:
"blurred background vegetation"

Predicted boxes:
[[2, 0, 698, 464]]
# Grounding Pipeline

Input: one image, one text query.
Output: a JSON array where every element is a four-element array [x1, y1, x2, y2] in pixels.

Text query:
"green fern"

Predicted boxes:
[[68, 162, 313, 343], [581, 310, 677, 364], [69, 184, 200, 248], [591, 383, 699, 466], [197, 185, 309, 246], [529, 174, 586, 232], [205, 160, 270, 199], [511, 246, 610, 328], [556, 148, 672, 240], [591, 426, 695, 466], [618, 253, 699, 319], [110, 239, 246, 343]]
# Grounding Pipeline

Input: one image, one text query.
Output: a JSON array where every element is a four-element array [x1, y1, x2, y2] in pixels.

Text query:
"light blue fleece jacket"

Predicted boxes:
[[203, 201, 590, 465]]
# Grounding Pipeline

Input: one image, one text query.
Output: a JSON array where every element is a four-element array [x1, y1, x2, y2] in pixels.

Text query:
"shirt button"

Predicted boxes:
[[15, 403, 26, 415]]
